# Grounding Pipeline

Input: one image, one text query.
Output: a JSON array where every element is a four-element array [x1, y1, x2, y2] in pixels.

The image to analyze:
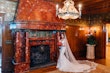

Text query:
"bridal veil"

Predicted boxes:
[[56, 33, 97, 72]]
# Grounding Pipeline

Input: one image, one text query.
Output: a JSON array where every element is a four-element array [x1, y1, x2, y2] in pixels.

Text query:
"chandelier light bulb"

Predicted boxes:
[[56, 4, 59, 10], [66, 2, 69, 7], [78, 4, 82, 11], [56, 4, 59, 16], [78, 4, 82, 9], [78, 4, 82, 19]]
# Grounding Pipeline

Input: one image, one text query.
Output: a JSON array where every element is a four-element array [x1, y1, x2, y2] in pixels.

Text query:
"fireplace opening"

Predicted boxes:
[[30, 45, 51, 68]]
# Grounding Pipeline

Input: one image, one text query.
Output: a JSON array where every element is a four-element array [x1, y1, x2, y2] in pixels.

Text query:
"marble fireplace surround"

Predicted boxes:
[[12, 22, 65, 73]]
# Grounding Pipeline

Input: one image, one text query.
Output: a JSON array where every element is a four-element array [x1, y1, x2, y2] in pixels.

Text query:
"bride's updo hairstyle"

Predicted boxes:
[[60, 32, 65, 39]]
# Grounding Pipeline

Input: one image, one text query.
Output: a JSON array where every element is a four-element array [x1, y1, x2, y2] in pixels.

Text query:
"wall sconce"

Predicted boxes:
[[93, 27, 100, 33], [93, 28, 96, 33], [66, 26, 69, 29], [85, 28, 93, 36], [79, 27, 84, 30]]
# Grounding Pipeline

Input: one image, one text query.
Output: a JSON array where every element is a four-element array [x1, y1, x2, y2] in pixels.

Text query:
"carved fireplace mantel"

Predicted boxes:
[[11, 21, 65, 30]]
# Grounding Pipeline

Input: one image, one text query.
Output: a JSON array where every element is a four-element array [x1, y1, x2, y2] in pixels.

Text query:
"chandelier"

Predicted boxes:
[[56, 0, 82, 20]]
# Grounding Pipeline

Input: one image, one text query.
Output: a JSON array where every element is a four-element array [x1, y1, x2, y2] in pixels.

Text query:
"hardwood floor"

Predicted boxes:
[[26, 65, 56, 73], [26, 59, 110, 73], [26, 44, 110, 73], [106, 43, 110, 60], [95, 59, 110, 67]]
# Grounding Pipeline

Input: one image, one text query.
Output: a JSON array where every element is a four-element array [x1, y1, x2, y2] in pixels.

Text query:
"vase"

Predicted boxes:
[[86, 44, 96, 59]]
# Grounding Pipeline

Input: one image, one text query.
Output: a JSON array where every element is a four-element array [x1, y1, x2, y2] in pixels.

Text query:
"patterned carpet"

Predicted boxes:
[[47, 64, 110, 73]]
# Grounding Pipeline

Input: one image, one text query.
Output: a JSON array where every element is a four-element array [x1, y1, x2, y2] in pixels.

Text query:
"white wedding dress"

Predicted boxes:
[[56, 34, 97, 73]]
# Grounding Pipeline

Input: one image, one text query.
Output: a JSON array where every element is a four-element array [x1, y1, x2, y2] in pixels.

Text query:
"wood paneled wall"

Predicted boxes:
[[90, 25, 106, 59], [66, 25, 106, 59], [66, 25, 89, 59], [2, 24, 14, 73]]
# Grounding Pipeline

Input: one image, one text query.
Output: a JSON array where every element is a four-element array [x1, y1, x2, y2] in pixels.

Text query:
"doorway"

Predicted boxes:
[[106, 24, 110, 60]]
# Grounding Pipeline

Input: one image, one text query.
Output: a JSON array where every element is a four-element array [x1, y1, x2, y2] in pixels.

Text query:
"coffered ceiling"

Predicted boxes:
[[7, 0, 110, 14]]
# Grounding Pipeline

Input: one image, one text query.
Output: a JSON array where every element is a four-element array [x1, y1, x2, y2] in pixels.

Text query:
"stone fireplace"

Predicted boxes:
[[12, 0, 65, 72], [11, 22, 65, 73]]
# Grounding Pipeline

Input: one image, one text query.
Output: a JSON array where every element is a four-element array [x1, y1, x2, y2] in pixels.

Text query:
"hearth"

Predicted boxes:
[[30, 45, 50, 68]]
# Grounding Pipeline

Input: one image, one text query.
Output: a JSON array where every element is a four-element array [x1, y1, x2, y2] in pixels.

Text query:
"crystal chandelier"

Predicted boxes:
[[56, 0, 82, 20]]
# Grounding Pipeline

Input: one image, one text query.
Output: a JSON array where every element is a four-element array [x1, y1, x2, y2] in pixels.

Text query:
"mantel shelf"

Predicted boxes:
[[12, 23, 66, 30]]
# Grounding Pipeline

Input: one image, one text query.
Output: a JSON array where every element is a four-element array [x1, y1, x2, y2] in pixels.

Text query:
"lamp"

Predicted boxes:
[[56, 0, 82, 20]]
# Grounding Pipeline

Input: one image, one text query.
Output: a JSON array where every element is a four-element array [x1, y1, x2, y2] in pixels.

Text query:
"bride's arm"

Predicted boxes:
[[57, 32, 62, 46]]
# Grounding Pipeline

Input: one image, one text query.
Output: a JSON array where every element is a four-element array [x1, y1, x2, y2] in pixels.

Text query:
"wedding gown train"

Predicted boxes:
[[56, 33, 97, 72]]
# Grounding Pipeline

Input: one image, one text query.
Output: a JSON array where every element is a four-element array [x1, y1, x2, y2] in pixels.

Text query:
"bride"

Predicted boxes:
[[56, 32, 97, 72]]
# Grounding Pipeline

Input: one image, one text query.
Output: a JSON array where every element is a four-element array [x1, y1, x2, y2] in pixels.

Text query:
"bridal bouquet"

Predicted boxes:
[[57, 42, 62, 46]]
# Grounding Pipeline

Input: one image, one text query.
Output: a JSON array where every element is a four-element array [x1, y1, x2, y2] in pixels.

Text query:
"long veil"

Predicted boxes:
[[57, 33, 97, 72], [64, 33, 79, 64]]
